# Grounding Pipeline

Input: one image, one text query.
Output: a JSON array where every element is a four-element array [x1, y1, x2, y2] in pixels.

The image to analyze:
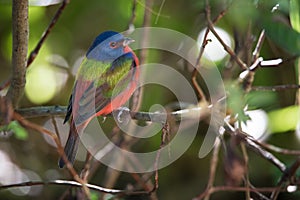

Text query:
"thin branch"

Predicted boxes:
[[0, 80, 11, 91], [224, 123, 287, 173], [16, 104, 211, 123], [80, 153, 92, 182], [12, 112, 91, 197], [126, 0, 137, 32], [130, 173, 156, 192], [6, 0, 29, 108], [196, 185, 284, 200], [251, 84, 300, 91], [271, 157, 300, 200], [0, 179, 150, 196], [16, 105, 67, 118], [192, 3, 228, 102], [242, 135, 286, 173], [1, 0, 70, 93], [131, 0, 153, 112], [241, 143, 251, 200], [203, 138, 221, 200], [27, 0, 70, 67], [250, 139, 300, 155], [191, 26, 209, 102], [153, 122, 170, 190], [205, 4, 248, 70], [252, 30, 265, 61], [154, 0, 166, 24]]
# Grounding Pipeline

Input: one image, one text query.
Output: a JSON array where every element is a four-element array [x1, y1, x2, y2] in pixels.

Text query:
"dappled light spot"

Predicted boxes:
[[25, 65, 57, 104], [197, 27, 233, 62]]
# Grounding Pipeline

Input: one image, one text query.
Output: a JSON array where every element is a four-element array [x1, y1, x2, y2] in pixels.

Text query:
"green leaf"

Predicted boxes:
[[226, 83, 249, 123], [7, 121, 28, 140], [264, 20, 300, 55], [90, 192, 99, 200], [245, 91, 279, 111], [268, 105, 300, 133], [290, 0, 300, 33]]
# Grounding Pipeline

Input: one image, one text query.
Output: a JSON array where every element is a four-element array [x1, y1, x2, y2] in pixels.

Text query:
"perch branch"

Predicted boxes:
[[16, 104, 211, 123]]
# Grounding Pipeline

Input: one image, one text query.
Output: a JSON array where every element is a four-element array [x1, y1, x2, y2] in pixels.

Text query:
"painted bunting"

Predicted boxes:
[[58, 31, 139, 168]]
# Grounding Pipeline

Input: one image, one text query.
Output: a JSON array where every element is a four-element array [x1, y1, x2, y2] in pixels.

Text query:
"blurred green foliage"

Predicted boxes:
[[0, 0, 300, 199]]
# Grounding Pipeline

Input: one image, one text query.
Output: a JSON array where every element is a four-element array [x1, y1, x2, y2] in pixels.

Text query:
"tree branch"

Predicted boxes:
[[16, 104, 211, 123], [0, 179, 150, 196], [6, 0, 29, 108], [251, 84, 300, 91], [0, 0, 70, 92], [26, 0, 70, 67]]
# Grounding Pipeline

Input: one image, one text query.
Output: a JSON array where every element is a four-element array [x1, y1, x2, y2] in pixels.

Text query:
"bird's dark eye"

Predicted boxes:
[[109, 42, 117, 48]]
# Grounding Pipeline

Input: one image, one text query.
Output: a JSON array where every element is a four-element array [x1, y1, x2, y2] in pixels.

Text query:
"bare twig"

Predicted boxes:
[[195, 185, 284, 200], [240, 133, 286, 173], [1, 0, 70, 93], [205, 4, 248, 70], [251, 84, 300, 91], [241, 143, 250, 200], [191, 26, 209, 102], [251, 140, 300, 155], [16, 106, 67, 118], [153, 122, 170, 190], [126, 0, 137, 32], [80, 153, 92, 182], [0, 179, 150, 195], [17, 104, 211, 123], [192, 3, 228, 102], [154, 0, 166, 24], [131, 0, 153, 112], [0, 80, 11, 91], [252, 30, 266, 61], [224, 123, 287, 173], [130, 173, 156, 193], [6, 0, 29, 108], [240, 33, 270, 91], [271, 157, 300, 200], [12, 112, 91, 197], [27, 0, 70, 67], [202, 138, 221, 200]]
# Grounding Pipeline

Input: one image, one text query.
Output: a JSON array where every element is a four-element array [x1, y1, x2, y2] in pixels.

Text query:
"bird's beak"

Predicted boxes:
[[123, 37, 135, 46]]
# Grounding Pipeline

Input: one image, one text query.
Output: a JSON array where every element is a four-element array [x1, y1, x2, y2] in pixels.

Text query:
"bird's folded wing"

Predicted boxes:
[[65, 52, 137, 126]]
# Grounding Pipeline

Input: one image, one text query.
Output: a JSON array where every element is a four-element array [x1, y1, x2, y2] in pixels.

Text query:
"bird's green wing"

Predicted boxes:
[[65, 53, 137, 125]]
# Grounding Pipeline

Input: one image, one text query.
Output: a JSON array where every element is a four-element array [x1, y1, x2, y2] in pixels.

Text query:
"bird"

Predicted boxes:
[[58, 31, 139, 168]]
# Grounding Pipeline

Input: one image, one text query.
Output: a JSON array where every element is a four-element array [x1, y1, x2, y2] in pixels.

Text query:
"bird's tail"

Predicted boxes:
[[58, 121, 79, 168]]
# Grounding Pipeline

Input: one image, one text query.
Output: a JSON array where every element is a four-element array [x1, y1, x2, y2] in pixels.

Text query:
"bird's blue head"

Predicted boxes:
[[86, 31, 134, 62]]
